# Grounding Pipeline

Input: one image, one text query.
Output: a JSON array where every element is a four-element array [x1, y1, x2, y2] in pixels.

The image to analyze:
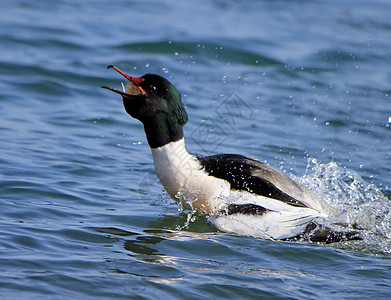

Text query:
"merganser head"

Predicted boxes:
[[102, 65, 188, 148]]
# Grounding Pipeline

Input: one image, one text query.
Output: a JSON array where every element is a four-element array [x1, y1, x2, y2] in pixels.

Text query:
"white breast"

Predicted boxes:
[[151, 139, 230, 214]]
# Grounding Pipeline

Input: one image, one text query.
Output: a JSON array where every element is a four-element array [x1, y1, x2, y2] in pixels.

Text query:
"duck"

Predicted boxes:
[[102, 65, 361, 243]]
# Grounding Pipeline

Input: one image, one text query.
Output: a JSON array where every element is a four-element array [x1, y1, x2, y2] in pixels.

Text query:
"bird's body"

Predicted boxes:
[[102, 66, 360, 243], [150, 137, 333, 240]]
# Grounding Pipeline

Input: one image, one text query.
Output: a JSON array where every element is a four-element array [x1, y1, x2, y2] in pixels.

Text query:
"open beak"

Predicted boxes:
[[102, 65, 146, 97]]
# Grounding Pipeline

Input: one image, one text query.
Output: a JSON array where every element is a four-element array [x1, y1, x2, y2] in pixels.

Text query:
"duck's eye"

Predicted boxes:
[[151, 85, 157, 91]]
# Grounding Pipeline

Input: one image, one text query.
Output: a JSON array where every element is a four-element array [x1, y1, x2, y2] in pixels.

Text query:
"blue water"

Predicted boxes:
[[1, 0, 391, 298]]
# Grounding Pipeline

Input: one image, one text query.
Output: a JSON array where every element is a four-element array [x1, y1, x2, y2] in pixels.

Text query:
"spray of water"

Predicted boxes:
[[297, 158, 391, 254]]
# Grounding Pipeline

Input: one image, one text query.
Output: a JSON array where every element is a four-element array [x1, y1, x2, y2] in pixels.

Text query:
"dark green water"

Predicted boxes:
[[1, 0, 390, 298]]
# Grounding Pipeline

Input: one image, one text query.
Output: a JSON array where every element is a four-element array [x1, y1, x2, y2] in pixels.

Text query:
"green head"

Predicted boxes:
[[102, 66, 188, 148]]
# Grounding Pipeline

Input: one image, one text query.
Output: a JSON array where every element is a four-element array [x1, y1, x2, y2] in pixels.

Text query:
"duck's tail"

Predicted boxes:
[[285, 222, 363, 244]]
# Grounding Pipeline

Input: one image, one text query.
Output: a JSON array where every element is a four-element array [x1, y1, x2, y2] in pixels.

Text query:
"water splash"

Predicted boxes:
[[297, 158, 391, 254], [174, 201, 198, 231]]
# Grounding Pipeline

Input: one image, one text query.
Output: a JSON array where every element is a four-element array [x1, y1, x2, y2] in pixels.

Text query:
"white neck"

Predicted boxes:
[[151, 138, 195, 195], [150, 138, 229, 214]]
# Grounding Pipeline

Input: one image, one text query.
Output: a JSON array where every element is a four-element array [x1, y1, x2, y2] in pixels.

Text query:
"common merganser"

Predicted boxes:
[[102, 65, 360, 243]]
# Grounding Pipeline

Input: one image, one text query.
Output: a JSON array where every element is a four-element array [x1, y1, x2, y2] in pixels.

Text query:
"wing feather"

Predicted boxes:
[[198, 154, 334, 215], [198, 154, 307, 207]]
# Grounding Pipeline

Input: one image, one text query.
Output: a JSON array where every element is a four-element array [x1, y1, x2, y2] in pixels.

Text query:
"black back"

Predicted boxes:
[[198, 154, 308, 208]]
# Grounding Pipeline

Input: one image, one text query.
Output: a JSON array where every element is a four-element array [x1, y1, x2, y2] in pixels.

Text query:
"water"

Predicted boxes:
[[1, 0, 391, 298]]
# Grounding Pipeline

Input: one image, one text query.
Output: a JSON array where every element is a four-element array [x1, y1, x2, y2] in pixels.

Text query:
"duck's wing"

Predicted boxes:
[[197, 154, 310, 208], [198, 153, 335, 215], [197, 154, 330, 239]]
